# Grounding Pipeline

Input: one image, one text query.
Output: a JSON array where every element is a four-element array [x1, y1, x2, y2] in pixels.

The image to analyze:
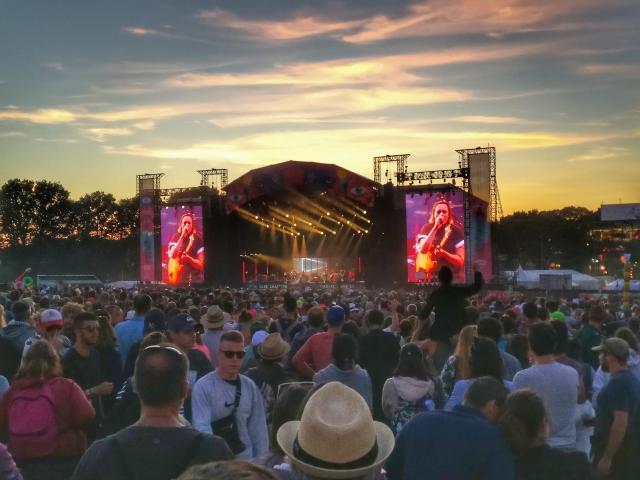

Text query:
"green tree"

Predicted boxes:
[[75, 191, 120, 239], [0, 179, 37, 246]]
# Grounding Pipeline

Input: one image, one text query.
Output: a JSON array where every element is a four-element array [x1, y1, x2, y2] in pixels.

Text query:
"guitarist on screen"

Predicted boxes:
[[167, 211, 204, 285], [415, 198, 464, 282]]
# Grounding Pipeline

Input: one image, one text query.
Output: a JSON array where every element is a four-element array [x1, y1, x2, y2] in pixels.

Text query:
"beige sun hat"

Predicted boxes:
[[201, 305, 226, 329], [257, 332, 290, 361], [277, 382, 395, 479]]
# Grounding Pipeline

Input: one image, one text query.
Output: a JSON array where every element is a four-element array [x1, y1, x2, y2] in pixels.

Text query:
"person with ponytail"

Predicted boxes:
[[498, 389, 591, 480], [312, 333, 373, 410]]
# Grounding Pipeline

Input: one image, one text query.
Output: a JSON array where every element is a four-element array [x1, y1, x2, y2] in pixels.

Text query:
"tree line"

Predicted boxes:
[[0, 178, 627, 283]]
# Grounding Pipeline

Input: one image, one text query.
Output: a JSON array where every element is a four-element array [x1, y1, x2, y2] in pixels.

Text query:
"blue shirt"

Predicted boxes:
[[445, 378, 515, 411], [115, 316, 144, 366], [385, 405, 515, 480]]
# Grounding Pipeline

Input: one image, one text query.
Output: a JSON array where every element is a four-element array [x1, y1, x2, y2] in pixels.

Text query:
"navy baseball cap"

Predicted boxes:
[[168, 313, 196, 333], [327, 305, 346, 326]]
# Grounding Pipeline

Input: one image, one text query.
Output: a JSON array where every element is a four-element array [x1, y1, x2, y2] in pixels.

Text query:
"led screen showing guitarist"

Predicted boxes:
[[414, 197, 464, 282], [163, 208, 205, 285]]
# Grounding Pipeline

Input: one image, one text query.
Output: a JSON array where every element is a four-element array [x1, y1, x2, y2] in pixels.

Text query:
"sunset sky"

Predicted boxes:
[[1, 0, 638, 214]]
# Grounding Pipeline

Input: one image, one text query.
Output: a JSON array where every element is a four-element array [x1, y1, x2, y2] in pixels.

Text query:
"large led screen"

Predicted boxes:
[[161, 205, 205, 285], [406, 189, 466, 283]]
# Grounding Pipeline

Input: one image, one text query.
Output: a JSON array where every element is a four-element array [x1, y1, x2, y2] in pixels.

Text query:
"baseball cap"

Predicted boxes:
[[40, 309, 63, 328], [550, 311, 566, 322], [327, 305, 346, 326], [251, 330, 269, 346], [592, 337, 630, 361], [168, 313, 196, 333]]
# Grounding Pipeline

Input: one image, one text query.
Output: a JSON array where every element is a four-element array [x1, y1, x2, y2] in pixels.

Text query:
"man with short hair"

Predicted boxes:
[[63, 312, 115, 437], [577, 304, 606, 370], [288, 306, 324, 363], [385, 377, 514, 480], [292, 305, 345, 380], [1, 300, 36, 352], [477, 317, 521, 381], [272, 296, 302, 343], [514, 322, 579, 449], [520, 301, 538, 334], [115, 294, 152, 365], [418, 267, 484, 371], [592, 338, 640, 479], [166, 313, 212, 423], [192, 330, 269, 459], [73, 343, 232, 480]]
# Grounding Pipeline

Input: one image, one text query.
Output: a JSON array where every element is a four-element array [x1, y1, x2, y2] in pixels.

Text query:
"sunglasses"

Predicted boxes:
[[221, 350, 245, 359], [144, 345, 184, 356]]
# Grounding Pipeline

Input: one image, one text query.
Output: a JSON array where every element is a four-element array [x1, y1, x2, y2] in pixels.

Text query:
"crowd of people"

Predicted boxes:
[[0, 265, 639, 480]]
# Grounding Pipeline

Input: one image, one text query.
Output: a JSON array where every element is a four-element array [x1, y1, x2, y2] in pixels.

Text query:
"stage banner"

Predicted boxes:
[[161, 205, 205, 285], [406, 188, 466, 283], [139, 194, 156, 282], [469, 195, 493, 281]]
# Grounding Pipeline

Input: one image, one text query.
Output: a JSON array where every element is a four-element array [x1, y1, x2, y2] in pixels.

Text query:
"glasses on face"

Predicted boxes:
[[220, 350, 245, 359], [144, 345, 184, 356]]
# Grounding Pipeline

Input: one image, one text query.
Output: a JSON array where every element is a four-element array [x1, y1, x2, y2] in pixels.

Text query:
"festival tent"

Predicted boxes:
[[509, 267, 601, 290], [606, 279, 640, 291]]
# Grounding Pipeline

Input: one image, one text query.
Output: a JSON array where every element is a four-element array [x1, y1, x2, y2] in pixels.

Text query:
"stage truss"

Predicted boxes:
[[456, 147, 503, 222], [198, 168, 228, 193], [373, 154, 410, 185]]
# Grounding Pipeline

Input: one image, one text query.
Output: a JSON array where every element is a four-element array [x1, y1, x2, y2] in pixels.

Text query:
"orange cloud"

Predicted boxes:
[[123, 27, 159, 36], [578, 63, 640, 75], [0, 108, 77, 124], [454, 116, 533, 124], [196, 9, 364, 40]]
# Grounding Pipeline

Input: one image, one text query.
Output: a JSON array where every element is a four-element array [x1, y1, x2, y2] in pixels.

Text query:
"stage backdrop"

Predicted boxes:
[[405, 189, 466, 283], [161, 205, 205, 285]]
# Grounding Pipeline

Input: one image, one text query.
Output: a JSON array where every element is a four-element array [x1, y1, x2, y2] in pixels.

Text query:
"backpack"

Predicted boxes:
[[391, 395, 434, 436], [8, 382, 59, 458]]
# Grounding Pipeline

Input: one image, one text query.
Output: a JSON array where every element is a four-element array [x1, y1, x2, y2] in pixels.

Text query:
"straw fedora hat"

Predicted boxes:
[[202, 305, 226, 329], [257, 333, 290, 361], [277, 382, 394, 479]]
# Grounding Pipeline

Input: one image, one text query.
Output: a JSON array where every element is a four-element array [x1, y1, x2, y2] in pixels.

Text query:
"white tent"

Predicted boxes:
[[606, 279, 640, 291], [508, 267, 600, 290]]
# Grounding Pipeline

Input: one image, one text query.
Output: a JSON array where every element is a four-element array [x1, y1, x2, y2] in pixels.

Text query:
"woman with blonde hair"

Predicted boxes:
[[440, 324, 477, 397], [0, 341, 94, 480]]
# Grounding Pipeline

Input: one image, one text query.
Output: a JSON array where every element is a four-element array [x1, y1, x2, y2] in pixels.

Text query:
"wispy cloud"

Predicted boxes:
[[43, 62, 64, 71], [0, 131, 26, 138], [578, 63, 640, 75], [123, 26, 216, 45], [453, 115, 534, 125], [567, 146, 629, 162], [0, 108, 77, 124], [81, 127, 134, 142]]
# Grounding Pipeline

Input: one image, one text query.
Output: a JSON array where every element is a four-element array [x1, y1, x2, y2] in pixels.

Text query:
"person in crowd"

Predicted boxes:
[[0, 442, 23, 480], [60, 302, 84, 341], [241, 329, 269, 373], [62, 312, 114, 437], [122, 307, 167, 379], [246, 333, 296, 422], [358, 309, 400, 421], [418, 267, 484, 371], [115, 293, 151, 366], [477, 317, 522, 380], [498, 389, 592, 480], [382, 343, 443, 434], [105, 304, 124, 327], [22, 308, 72, 358], [1, 300, 36, 353], [192, 330, 269, 459], [166, 313, 212, 422], [73, 343, 232, 480], [0, 304, 5, 329], [440, 324, 477, 397], [0, 334, 21, 382], [253, 384, 309, 470], [514, 322, 579, 450], [0, 341, 95, 480], [592, 327, 640, 402], [177, 460, 277, 480], [520, 302, 539, 334], [201, 305, 227, 367], [507, 334, 530, 369], [94, 309, 123, 410], [288, 306, 324, 364], [445, 336, 515, 410], [277, 381, 394, 480], [577, 304, 606, 370], [292, 305, 345, 380], [592, 338, 640, 479], [101, 331, 169, 436], [271, 296, 303, 343], [386, 376, 514, 480], [313, 333, 373, 410]]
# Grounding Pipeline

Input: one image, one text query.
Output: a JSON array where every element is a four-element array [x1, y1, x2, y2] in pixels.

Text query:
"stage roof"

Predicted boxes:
[[223, 160, 379, 213]]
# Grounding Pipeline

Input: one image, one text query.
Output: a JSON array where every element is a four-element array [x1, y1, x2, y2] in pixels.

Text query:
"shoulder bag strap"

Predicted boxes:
[[232, 378, 242, 413]]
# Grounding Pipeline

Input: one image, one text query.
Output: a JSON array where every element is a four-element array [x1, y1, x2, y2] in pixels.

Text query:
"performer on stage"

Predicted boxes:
[[167, 211, 204, 285], [415, 198, 464, 281]]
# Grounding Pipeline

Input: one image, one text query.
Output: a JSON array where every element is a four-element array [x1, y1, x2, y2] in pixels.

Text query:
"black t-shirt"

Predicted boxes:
[[515, 445, 592, 480], [63, 348, 104, 391], [593, 369, 640, 465], [73, 426, 233, 480]]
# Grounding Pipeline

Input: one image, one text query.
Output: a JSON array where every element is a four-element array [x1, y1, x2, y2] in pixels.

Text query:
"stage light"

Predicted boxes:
[[254, 215, 258, 219], [363, 210, 367, 214], [286, 214, 289, 217]]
